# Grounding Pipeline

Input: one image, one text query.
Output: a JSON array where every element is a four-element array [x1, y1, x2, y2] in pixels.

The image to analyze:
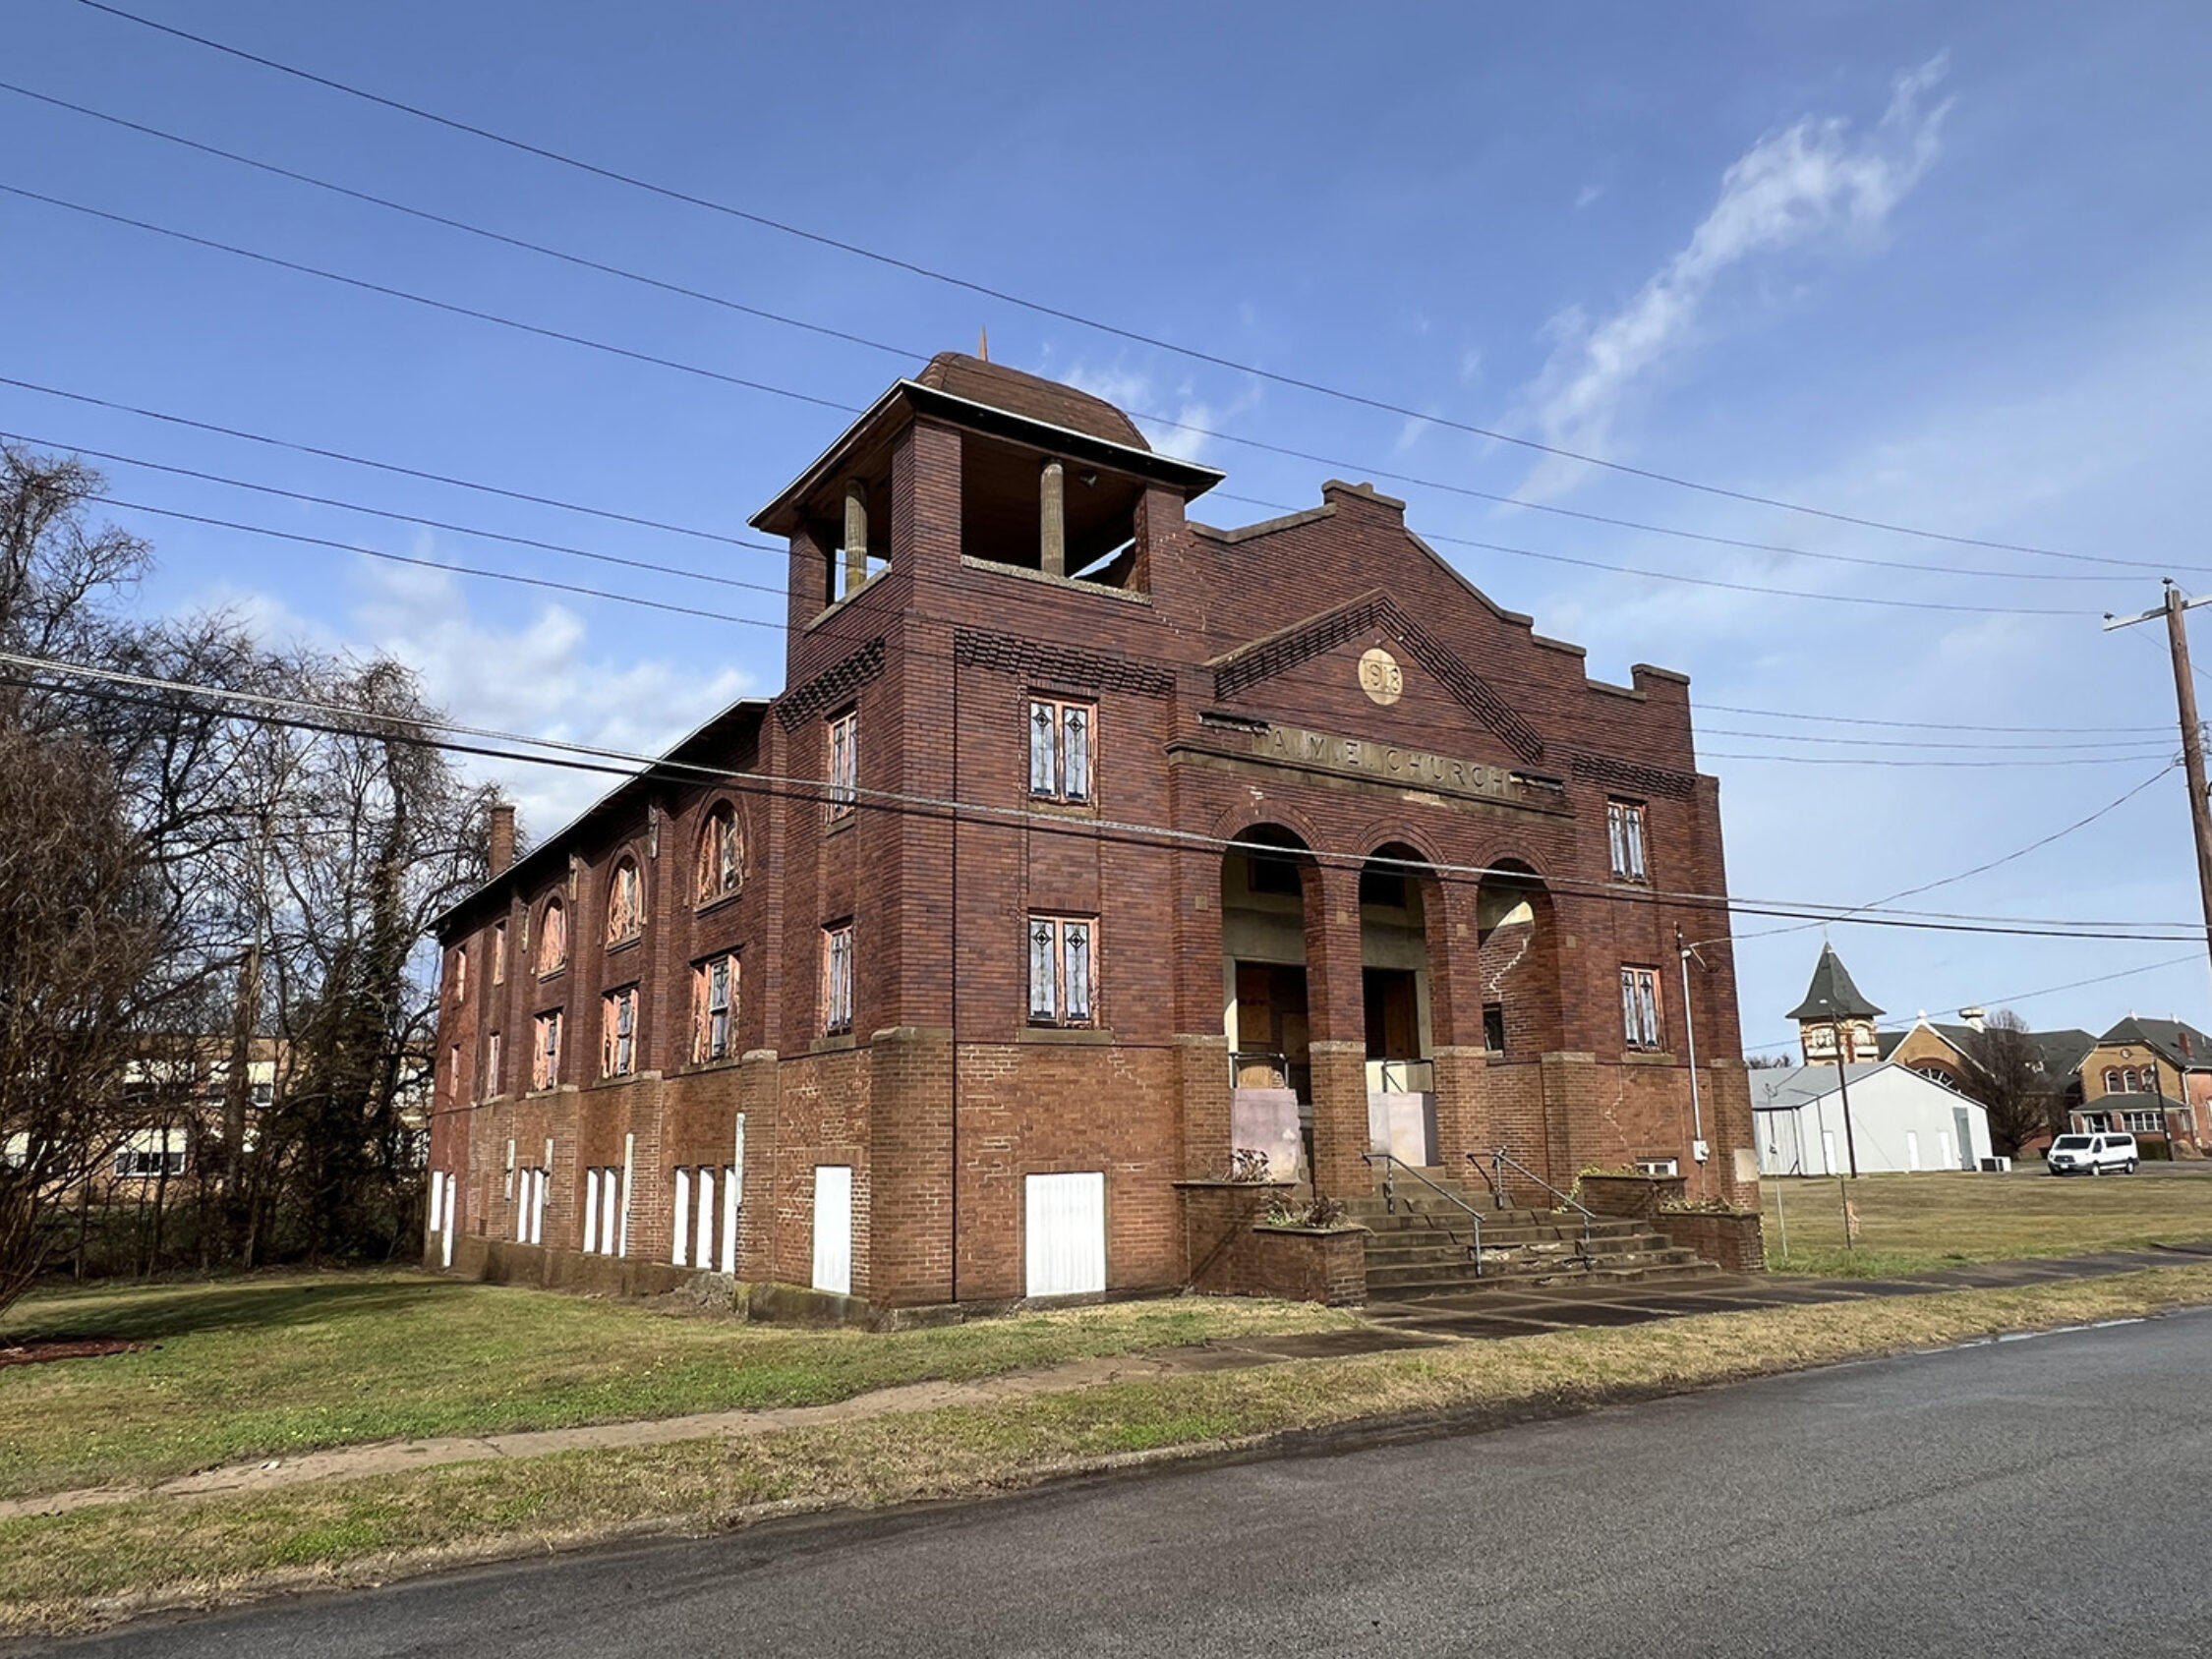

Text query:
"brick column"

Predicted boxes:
[[1430, 1045, 1489, 1174], [865, 1026, 955, 1305], [736, 1049, 780, 1282], [1539, 1052, 1600, 1193], [1305, 860, 1368, 1196], [1178, 1032, 1233, 1180]]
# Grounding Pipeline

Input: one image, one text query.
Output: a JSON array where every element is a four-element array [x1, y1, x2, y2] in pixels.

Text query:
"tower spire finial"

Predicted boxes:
[[977, 325, 989, 363]]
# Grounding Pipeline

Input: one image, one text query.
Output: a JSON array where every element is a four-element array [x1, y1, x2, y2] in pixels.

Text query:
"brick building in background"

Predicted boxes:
[[426, 353, 1754, 1309]]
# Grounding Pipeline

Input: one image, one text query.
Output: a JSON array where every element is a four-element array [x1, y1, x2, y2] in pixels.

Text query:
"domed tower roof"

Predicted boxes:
[[913, 353, 1150, 451]]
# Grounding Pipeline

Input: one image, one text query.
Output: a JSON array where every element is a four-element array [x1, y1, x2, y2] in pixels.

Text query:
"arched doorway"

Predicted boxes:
[[1476, 859, 1563, 1059], [1361, 844, 1437, 1166], [1221, 825, 1315, 1179]]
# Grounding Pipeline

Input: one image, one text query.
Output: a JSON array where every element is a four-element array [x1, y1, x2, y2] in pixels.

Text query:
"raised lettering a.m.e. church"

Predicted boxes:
[[427, 354, 1753, 1309]]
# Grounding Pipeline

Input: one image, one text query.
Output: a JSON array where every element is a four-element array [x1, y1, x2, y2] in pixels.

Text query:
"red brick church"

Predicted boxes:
[[426, 353, 1754, 1308]]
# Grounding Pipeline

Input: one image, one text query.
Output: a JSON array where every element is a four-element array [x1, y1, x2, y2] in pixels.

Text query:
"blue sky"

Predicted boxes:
[[7, 0, 2212, 1054]]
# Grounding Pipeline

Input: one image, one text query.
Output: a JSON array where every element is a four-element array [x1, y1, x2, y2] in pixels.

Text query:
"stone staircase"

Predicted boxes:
[[1342, 1175, 1720, 1298]]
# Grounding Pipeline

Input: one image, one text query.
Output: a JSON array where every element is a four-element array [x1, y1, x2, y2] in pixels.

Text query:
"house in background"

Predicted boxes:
[[1788, 944, 1884, 1063], [1753, 1062, 1993, 1176], [2073, 1016, 2212, 1156]]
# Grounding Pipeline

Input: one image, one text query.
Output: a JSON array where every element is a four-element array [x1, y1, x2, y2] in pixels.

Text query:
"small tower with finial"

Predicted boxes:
[[1787, 944, 1885, 1064]]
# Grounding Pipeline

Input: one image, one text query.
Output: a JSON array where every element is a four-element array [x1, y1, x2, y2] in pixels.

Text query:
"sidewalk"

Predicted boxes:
[[0, 1325, 1440, 1521], [13, 1243, 2208, 1523]]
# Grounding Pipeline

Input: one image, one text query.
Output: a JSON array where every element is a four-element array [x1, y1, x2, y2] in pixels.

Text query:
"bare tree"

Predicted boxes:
[[0, 723, 178, 1318], [1961, 1008, 2057, 1156]]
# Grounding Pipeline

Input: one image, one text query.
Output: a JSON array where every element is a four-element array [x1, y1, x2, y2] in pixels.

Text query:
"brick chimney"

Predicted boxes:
[[489, 802, 516, 876]]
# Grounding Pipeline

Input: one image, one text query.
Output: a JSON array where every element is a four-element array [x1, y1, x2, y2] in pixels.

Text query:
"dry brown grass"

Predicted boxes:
[[1762, 1169, 2212, 1275], [8, 1264, 2212, 1638]]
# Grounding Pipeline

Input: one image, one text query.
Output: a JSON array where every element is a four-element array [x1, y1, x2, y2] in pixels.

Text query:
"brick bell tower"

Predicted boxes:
[[1788, 944, 1884, 1064]]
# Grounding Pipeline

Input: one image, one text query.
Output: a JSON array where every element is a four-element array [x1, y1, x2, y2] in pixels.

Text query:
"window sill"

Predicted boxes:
[[537, 967, 567, 984], [694, 890, 743, 918], [681, 1054, 741, 1074], [606, 934, 642, 955], [1621, 1050, 1677, 1065], [1019, 1025, 1116, 1045], [1026, 796, 1098, 819], [812, 1032, 856, 1054], [825, 812, 855, 836], [960, 554, 1152, 604]]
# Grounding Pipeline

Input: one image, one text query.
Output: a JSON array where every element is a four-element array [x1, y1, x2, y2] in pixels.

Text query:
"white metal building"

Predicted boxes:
[[1752, 1062, 1993, 1176]]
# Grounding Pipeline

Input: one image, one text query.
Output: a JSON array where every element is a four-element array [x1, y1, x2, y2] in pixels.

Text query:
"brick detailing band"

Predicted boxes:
[[1212, 593, 1546, 764], [954, 630, 1175, 698], [1570, 750, 1698, 799], [775, 637, 887, 729]]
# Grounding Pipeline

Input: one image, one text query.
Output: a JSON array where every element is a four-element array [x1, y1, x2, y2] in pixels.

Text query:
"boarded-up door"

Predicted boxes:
[[1025, 1172, 1106, 1297], [812, 1165, 853, 1295]]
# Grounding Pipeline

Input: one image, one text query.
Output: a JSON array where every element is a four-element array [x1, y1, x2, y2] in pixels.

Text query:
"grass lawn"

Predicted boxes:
[[9, 1264, 2212, 1638], [0, 1272, 1354, 1502], [1761, 1168, 2212, 1276]]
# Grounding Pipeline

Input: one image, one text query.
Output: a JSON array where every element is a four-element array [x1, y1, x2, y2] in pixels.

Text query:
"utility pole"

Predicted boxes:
[[2104, 582, 2212, 997], [1830, 1018, 1862, 1179]]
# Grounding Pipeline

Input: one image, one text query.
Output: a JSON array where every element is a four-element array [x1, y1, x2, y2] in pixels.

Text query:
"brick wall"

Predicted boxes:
[[427, 364, 1750, 1311], [1178, 1181, 1366, 1305]]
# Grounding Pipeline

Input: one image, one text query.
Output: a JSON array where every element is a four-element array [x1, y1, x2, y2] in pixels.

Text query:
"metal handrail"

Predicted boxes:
[[1362, 1149, 1484, 1275], [1471, 1149, 1595, 1262]]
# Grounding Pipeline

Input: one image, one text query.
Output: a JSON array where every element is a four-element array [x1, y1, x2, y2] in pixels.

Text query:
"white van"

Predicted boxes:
[[2047, 1132, 2137, 1175]]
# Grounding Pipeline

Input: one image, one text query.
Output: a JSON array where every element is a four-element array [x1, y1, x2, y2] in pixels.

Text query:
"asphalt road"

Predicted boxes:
[[42, 1311, 2212, 1657]]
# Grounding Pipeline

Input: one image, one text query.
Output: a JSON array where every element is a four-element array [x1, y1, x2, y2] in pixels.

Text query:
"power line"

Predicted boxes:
[[0, 182, 857, 414], [0, 374, 779, 552], [0, 186, 2114, 618], [6, 78, 2179, 593], [2, 428, 781, 596], [58, 0, 2125, 566], [1970, 953, 2209, 1014], [1693, 700, 2171, 737], [88, 495, 772, 628], [4, 648, 2201, 943], [1693, 725, 2175, 754]]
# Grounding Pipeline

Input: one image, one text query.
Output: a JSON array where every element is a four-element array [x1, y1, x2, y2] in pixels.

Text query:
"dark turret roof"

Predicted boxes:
[[913, 353, 1149, 451], [1787, 944, 1885, 1023]]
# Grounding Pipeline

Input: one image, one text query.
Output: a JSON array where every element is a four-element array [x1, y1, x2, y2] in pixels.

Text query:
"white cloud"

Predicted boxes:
[[1052, 363, 1259, 465], [1518, 56, 1951, 498], [1573, 183, 1605, 210], [223, 558, 755, 838]]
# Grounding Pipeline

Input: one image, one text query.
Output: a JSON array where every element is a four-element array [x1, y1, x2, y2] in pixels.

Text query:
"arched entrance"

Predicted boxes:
[[1476, 859, 1563, 1059], [1221, 825, 1315, 1179], [1361, 844, 1437, 1166]]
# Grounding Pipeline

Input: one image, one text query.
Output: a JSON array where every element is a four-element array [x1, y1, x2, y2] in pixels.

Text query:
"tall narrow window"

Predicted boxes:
[[487, 1030, 502, 1097], [696, 804, 742, 901], [826, 709, 858, 820], [602, 986, 638, 1077], [2104, 1067, 2121, 1094], [492, 919, 507, 985], [1620, 966, 1662, 1051], [538, 897, 567, 975], [532, 1009, 562, 1090], [1027, 698, 1095, 804], [607, 856, 643, 944], [1026, 915, 1098, 1027], [823, 923, 854, 1034], [691, 952, 738, 1062], [453, 944, 468, 1002], [1606, 799, 1648, 882]]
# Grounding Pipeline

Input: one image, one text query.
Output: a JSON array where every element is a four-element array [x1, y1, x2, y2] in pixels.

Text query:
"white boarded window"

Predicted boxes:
[[1606, 799, 1648, 881], [812, 1165, 853, 1295], [826, 709, 858, 820], [823, 924, 854, 1034], [672, 1168, 691, 1266], [584, 1168, 601, 1253], [1025, 1171, 1106, 1297], [695, 1167, 715, 1270], [720, 1165, 738, 1275]]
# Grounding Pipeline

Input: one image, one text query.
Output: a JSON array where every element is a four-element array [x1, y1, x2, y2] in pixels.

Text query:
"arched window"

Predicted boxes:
[[696, 804, 742, 902], [2104, 1067, 2120, 1093], [538, 896, 567, 975], [607, 856, 643, 944]]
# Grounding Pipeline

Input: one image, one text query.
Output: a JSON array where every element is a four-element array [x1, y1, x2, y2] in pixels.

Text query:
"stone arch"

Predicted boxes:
[[1219, 822, 1319, 1179], [694, 796, 745, 903], [1475, 856, 1563, 1058]]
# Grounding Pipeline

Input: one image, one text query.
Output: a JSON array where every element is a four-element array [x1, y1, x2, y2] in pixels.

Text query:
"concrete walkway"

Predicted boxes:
[[0, 1326, 1439, 1522], [12, 1242, 2207, 1523]]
